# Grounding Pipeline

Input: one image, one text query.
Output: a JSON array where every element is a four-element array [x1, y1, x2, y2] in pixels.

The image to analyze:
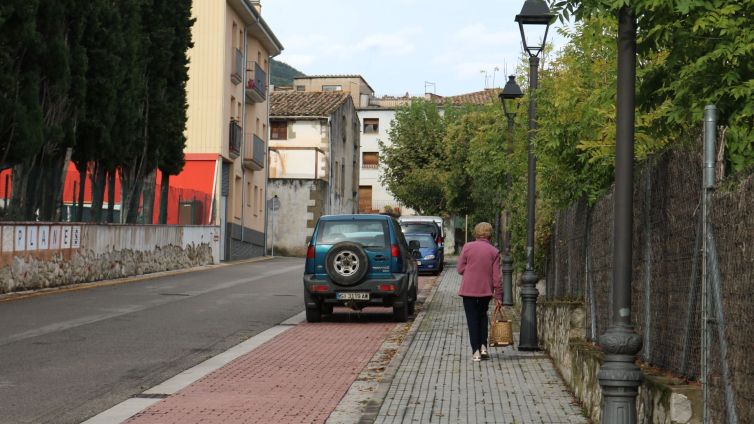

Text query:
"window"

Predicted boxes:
[[234, 176, 242, 219], [232, 22, 238, 48], [363, 118, 379, 134], [334, 161, 339, 191], [247, 182, 252, 207], [252, 186, 257, 216], [362, 152, 379, 168], [257, 186, 263, 216], [322, 85, 342, 91], [295, 85, 305, 91], [316, 220, 388, 246], [270, 121, 287, 140], [341, 163, 345, 196]]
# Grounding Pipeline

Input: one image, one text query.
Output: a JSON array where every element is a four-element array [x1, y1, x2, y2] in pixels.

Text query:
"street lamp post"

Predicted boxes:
[[597, 6, 643, 423], [499, 76, 523, 307], [514, 0, 553, 351]]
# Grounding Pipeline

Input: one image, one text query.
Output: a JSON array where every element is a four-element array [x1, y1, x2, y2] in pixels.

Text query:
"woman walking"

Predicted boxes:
[[457, 222, 502, 361]]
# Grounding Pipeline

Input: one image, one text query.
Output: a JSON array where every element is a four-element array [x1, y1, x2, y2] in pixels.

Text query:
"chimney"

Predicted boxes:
[[250, 1, 262, 14]]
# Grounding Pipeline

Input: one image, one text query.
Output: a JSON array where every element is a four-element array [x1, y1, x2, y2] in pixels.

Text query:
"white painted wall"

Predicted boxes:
[[357, 108, 415, 215]]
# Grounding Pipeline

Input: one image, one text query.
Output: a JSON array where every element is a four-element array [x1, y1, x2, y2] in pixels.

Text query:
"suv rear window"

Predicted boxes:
[[401, 223, 439, 238], [316, 220, 389, 247]]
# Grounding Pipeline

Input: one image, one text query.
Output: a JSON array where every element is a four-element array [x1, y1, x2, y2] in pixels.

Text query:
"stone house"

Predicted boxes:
[[267, 91, 360, 256]]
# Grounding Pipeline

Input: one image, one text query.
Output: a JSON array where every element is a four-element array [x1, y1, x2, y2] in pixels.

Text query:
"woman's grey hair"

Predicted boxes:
[[474, 222, 493, 240]]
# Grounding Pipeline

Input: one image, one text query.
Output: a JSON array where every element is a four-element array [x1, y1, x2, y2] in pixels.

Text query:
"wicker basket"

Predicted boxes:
[[489, 305, 513, 347]]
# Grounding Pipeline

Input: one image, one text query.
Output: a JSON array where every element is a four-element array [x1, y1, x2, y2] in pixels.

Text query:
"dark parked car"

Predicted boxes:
[[303, 214, 420, 322], [399, 221, 444, 269], [404, 233, 443, 275]]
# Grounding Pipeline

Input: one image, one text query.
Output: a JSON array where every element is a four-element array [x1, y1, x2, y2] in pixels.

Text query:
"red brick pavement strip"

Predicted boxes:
[[126, 318, 395, 424]]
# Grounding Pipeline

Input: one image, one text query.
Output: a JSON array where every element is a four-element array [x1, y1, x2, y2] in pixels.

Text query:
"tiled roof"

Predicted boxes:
[[270, 91, 350, 117], [436, 88, 502, 106]]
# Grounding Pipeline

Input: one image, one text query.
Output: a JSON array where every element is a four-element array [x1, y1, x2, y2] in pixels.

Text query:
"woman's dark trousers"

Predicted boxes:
[[462, 296, 491, 353]]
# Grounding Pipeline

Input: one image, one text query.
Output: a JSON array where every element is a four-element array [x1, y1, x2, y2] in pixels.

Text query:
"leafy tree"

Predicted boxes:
[[552, 0, 754, 174], [379, 99, 448, 215]]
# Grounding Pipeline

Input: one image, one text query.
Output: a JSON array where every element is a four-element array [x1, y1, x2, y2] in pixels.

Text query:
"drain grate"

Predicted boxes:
[[133, 393, 169, 399]]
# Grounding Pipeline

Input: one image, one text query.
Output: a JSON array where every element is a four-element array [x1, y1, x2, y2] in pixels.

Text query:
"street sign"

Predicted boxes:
[[268, 196, 280, 211]]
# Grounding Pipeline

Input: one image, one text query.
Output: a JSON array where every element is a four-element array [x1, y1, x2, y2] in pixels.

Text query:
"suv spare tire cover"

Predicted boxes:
[[325, 241, 370, 286]]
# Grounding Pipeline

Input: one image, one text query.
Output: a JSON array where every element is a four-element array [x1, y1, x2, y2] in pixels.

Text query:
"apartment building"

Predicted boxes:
[[267, 91, 360, 256], [171, 0, 282, 261], [291, 75, 374, 108]]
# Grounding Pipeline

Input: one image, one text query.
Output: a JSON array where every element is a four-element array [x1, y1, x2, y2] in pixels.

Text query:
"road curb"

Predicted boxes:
[[326, 269, 447, 424], [0, 256, 273, 303]]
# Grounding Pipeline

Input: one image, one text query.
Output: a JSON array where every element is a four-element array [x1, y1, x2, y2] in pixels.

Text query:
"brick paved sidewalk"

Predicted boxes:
[[374, 270, 588, 424], [126, 320, 395, 424]]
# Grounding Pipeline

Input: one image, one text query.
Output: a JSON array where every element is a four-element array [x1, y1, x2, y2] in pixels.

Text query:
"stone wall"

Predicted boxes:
[[538, 301, 702, 423], [0, 223, 220, 293], [267, 178, 327, 257]]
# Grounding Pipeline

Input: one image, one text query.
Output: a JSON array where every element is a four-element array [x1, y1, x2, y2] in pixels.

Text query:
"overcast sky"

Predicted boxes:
[[262, 0, 570, 97]]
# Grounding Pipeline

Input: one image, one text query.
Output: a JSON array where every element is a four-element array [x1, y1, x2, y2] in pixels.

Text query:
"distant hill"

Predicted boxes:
[[270, 59, 305, 87]]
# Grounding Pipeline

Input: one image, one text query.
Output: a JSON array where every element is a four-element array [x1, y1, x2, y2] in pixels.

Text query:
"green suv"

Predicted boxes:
[[303, 214, 420, 322]]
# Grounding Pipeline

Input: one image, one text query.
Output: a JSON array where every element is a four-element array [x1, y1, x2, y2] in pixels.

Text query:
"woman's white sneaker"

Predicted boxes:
[[480, 345, 489, 359], [472, 350, 481, 362]]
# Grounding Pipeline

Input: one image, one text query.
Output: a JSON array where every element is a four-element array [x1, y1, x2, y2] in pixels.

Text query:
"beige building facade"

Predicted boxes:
[[180, 0, 282, 261], [267, 91, 360, 256]]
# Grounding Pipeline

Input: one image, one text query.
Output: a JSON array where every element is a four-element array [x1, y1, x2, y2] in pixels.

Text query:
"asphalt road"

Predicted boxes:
[[0, 257, 305, 424]]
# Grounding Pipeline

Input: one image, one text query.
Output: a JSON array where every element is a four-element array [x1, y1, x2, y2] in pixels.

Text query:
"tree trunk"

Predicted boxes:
[[140, 167, 157, 224], [90, 162, 107, 222], [53, 147, 73, 221], [76, 163, 87, 222], [10, 163, 29, 220], [158, 171, 170, 224], [119, 170, 130, 224], [127, 177, 142, 223], [107, 168, 116, 223]]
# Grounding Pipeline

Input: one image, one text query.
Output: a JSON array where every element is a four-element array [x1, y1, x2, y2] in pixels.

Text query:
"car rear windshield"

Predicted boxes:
[[401, 223, 438, 238], [405, 234, 436, 248], [316, 220, 389, 247]]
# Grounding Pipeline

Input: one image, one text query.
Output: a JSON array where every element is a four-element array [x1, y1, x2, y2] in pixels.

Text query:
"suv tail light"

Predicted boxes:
[[306, 245, 315, 259], [310, 284, 330, 292], [391, 244, 400, 258]]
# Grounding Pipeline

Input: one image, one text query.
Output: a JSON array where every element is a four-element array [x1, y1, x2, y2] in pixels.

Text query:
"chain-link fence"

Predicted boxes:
[[545, 147, 751, 423]]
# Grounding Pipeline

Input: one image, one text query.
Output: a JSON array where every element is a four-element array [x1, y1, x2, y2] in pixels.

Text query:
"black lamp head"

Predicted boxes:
[[515, 0, 555, 57], [499, 75, 523, 116]]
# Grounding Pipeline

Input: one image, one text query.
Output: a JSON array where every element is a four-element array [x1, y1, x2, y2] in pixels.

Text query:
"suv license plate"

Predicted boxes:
[[336, 292, 370, 300]]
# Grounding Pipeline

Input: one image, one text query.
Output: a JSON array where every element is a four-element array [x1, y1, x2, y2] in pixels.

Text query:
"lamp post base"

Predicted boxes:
[[598, 326, 643, 423], [518, 268, 540, 351], [502, 251, 514, 307]]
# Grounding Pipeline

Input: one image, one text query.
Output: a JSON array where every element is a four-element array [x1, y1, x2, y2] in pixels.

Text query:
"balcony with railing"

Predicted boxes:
[[231, 49, 243, 85], [229, 119, 242, 159], [243, 133, 266, 171], [245, 61, 267, 103]]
